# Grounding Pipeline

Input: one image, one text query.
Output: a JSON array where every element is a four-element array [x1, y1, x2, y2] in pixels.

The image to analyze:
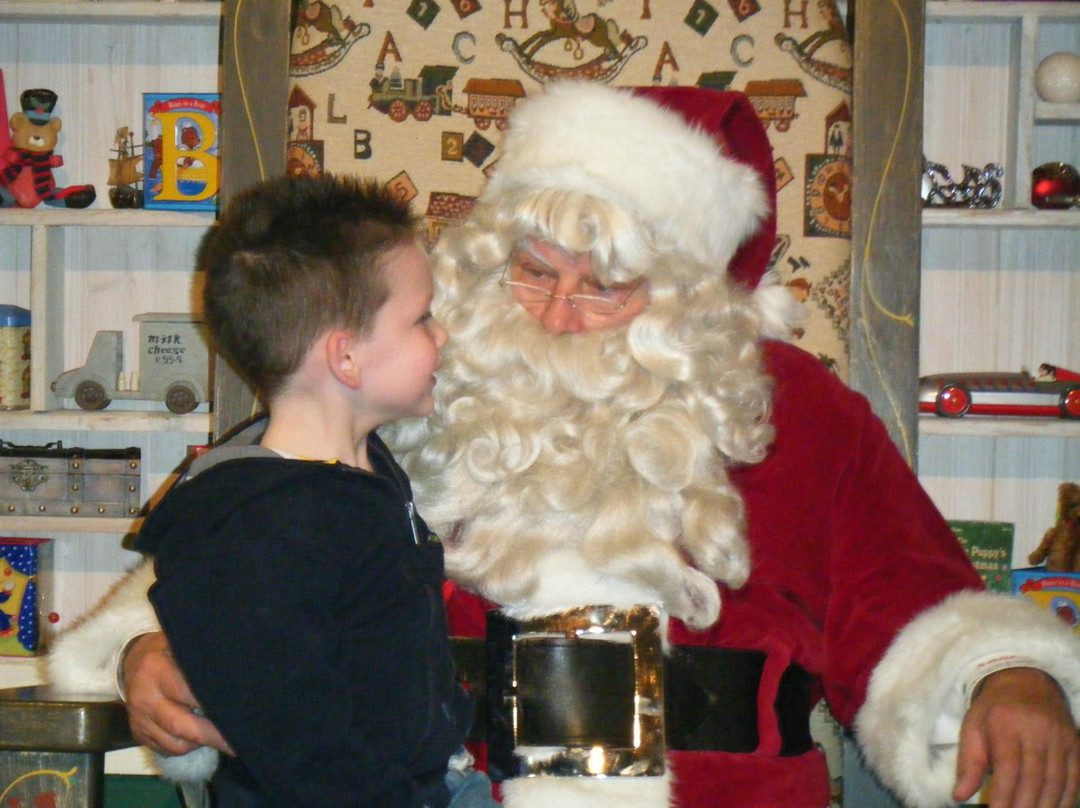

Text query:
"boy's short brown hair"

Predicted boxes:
[[199, 174, 418, 400]]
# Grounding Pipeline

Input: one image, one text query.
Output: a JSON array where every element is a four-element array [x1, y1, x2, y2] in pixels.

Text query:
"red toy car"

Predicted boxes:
[[918, 364, 1080, 419]]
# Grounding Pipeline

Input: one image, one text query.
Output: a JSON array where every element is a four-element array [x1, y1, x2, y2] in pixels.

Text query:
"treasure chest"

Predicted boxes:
[[1, 441, 141, 519]]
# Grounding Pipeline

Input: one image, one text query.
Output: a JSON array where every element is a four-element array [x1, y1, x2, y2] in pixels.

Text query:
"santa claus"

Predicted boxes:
[[49, 82, 1080, 808]]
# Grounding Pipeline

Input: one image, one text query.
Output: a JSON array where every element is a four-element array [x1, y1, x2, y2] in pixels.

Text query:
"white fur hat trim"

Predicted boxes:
[[489, 81, 770, 276]]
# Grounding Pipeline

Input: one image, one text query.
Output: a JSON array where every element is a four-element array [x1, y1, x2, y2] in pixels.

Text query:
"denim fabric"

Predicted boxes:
[[444, 749, 501, 808]]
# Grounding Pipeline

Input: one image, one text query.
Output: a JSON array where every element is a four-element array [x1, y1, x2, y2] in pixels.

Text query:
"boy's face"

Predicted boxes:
[[354, 243, 447, 423]]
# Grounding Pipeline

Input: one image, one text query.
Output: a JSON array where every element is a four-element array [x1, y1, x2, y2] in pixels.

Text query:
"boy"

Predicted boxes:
[[134, 174, 487, 808]]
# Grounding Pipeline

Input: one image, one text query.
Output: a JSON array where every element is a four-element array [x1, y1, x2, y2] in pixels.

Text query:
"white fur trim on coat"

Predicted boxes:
[[501, 771, 671, 808], [855, 590, 1080, 808], [754, 269, 804, 341], [46, 560, 160, 696], [490, 81, 769, 276]]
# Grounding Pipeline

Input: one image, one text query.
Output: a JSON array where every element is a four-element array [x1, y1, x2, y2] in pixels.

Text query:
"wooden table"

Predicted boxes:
[[0, 685, 136, 808]]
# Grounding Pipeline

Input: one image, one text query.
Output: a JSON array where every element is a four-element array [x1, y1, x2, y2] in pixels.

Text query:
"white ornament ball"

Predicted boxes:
[[1035, 52, 1080, 104]]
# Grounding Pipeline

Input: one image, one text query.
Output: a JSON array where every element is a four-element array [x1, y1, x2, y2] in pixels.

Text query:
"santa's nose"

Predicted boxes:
[[538, 295, 585, 334]]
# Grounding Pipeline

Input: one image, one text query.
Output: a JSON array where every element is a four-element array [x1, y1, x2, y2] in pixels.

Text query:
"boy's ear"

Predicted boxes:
[[326, 330, 364, 390]]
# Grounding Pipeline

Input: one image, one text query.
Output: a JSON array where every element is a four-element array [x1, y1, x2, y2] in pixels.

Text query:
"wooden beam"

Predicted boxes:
[[849, 0, 926, 469], [212, 0, 292, 437]]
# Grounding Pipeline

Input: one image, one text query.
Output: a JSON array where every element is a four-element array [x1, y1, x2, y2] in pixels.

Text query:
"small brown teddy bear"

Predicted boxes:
[[1028, 482, 1080, 572], [0, 88, 95, 209]]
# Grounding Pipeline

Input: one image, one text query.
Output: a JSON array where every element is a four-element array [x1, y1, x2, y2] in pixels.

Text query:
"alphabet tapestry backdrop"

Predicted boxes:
[[286, 0, 853, 376]]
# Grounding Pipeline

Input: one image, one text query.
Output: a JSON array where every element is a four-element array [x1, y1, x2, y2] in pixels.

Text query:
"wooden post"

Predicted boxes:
[[849, 0, 926, 470], [842, 11, 928, 806], [212, 0, 293, 438]]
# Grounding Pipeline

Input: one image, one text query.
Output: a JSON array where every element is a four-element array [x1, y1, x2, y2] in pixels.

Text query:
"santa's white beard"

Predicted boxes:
[[390, 283, 752, 630]]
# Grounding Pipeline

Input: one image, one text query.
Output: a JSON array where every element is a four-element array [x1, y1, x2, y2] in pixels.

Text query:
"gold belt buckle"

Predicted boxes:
[[486, 605, 665, 778]]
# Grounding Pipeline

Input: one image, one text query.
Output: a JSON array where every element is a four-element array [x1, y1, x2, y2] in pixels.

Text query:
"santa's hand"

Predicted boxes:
[[953, 667, 1080, 808], [123, 632, 234, 757]]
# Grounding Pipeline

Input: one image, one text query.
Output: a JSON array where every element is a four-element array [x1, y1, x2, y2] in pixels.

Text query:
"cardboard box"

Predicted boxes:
[[949, 520, 1014, 593], [0, 538, 52, 656], [1012, 567, 1080, 635], [143, 92, 221, 211]]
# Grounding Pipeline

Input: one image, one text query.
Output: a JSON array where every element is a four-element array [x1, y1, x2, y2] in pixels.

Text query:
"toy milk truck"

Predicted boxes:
[[51, 313, 212, 414]]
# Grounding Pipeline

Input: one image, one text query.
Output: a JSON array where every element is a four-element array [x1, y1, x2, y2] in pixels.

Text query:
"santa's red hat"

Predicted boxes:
[[633, 85, 777, 290], [486, 82, 776, 291]]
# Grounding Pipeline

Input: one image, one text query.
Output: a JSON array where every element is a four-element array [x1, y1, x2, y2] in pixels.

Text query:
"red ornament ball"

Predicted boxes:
[[1031, 162, 1080, 209]]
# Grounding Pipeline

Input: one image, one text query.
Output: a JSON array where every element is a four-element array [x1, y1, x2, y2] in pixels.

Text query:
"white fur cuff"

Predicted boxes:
[[46, 561, 161, 696], [855, 590, 1080, 808], [500, 772, 671, 808]]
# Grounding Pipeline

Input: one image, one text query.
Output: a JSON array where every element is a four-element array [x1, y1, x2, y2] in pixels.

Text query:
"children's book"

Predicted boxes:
[[143, 93, 221, 211], [948, 520, 1014, 593]]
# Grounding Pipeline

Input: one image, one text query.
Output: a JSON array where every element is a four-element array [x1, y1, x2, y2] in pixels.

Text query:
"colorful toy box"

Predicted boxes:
[[1012, 567, 1080, 636], [143, 92, 220, 211], [0, 305, 30, 411], [0, 538, 51, 656]]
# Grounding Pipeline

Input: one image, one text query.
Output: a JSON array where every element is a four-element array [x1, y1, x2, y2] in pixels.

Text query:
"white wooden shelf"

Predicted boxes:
[[0, 1, 222, 21], [1036, 101, 1080, 121], [919, 415, 1080, 439], [0, 209, 215, 227], [0, 515, 142, 534], [0, 657, 44, 690], [923, 208, 1080, 227], [919, 0, 1080, 565], [0, 409, 211, 432], [927, 1, 1080, 21], [924, 1, 1080, 212], [0, 0, 220, 721]]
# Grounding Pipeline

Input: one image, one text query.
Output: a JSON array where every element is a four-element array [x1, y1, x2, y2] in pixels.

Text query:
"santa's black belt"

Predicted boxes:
[[449, 620, 814, 760]]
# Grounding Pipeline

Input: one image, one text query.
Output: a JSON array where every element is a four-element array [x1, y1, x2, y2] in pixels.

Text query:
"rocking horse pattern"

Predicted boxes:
[[286, 0, 853, 378]]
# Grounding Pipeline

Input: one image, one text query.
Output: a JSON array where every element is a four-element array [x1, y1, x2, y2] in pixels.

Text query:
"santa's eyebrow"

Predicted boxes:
[[515, 243, 557, 271], [515, 242, 614, 288]]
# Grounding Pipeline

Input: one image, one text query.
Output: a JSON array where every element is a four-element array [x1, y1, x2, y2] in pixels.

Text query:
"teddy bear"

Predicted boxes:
[[1028, 482, 1080, 572], [0, 88, 96, 209]]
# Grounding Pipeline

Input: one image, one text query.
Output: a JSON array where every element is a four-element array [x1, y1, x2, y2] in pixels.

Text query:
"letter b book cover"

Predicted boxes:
[[143, 93, 221, 211]]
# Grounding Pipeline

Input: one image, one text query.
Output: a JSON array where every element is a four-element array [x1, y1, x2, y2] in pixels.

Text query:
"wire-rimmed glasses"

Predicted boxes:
[[499, 248, 645, 318]]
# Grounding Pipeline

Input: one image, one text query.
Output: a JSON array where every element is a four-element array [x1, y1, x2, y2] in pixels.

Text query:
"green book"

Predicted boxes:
[[948, 520, 1014, 593]]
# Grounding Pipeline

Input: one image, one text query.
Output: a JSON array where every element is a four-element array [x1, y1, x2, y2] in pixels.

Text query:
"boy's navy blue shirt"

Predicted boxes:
[[135, 431, 472, 808]]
